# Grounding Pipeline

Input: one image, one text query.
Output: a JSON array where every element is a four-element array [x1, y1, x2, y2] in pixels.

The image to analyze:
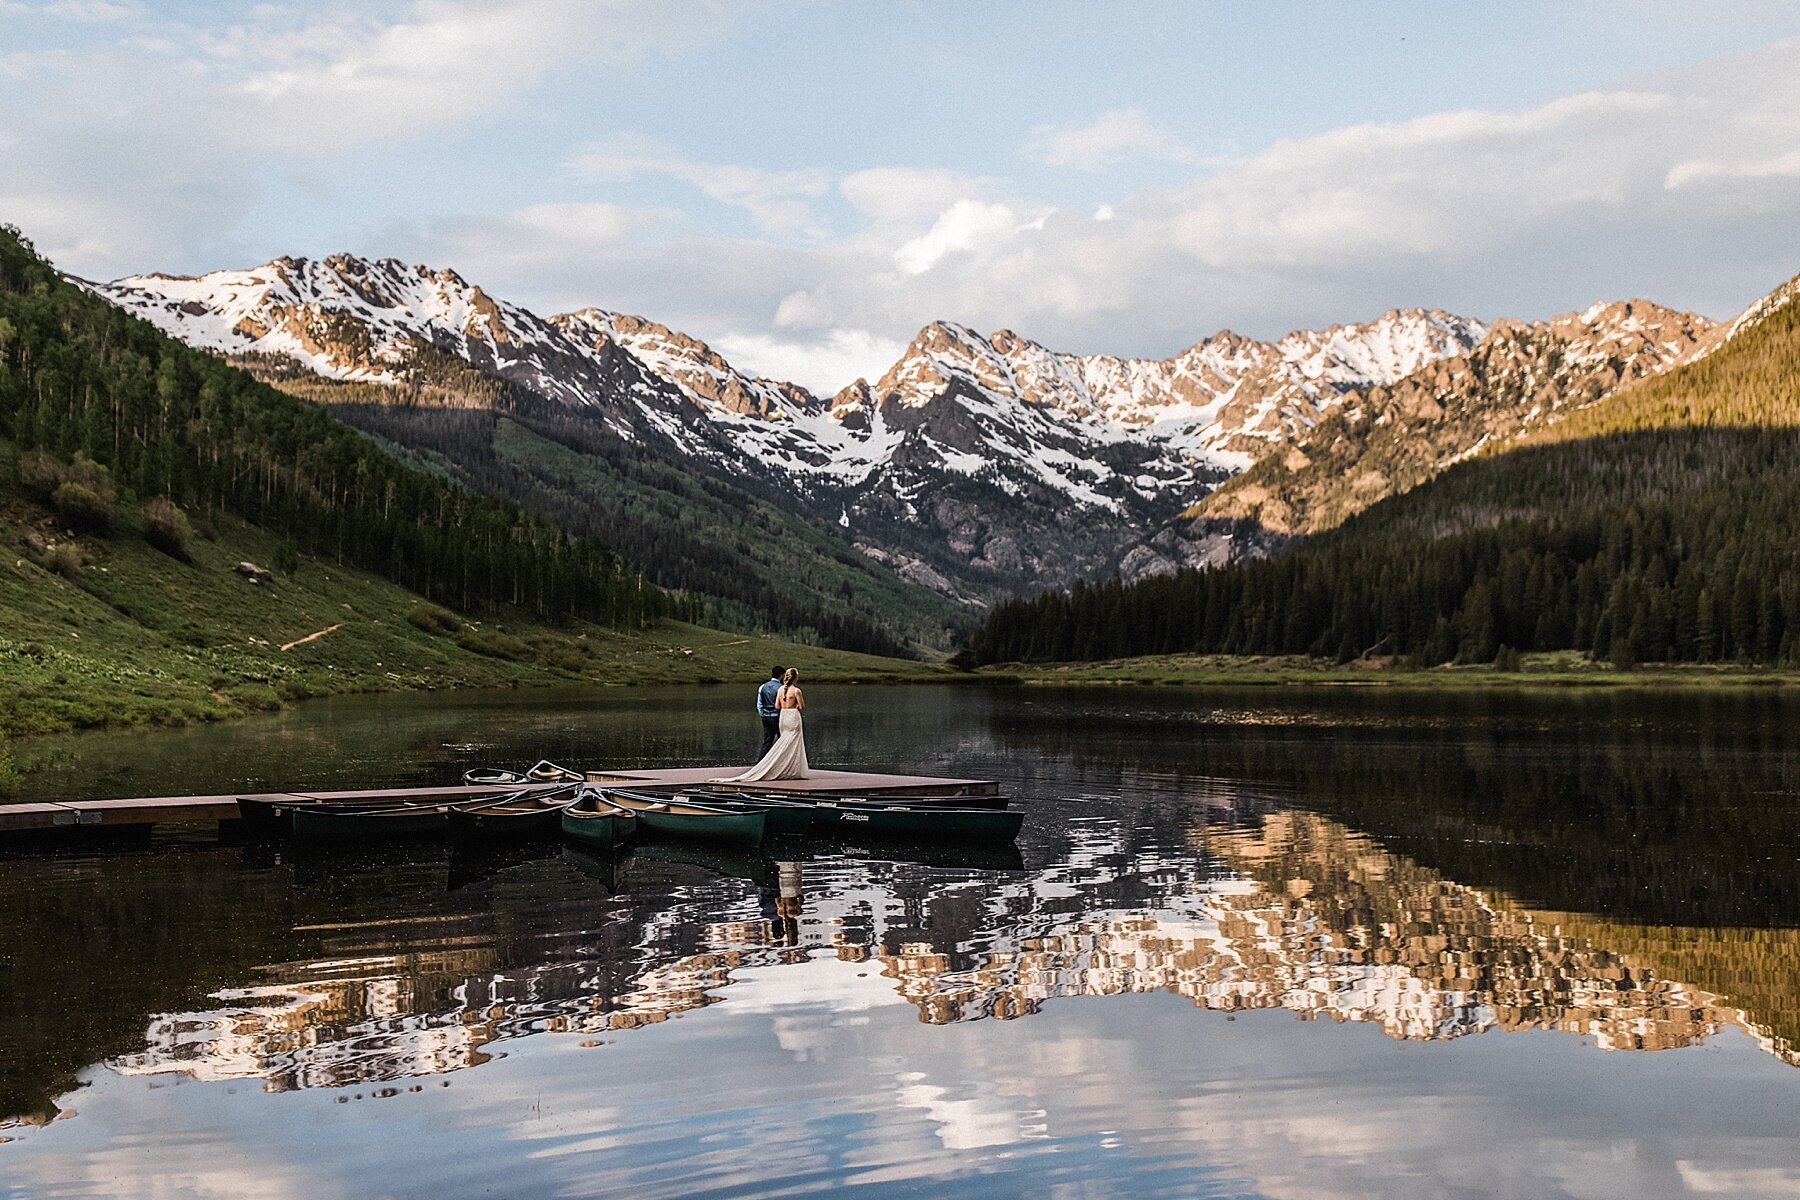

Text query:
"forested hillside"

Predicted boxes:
[[267, 381, 962, 657], [0, 225, 937, 737], [964, 277, 1800, 668], [0, 226, 668, 628], [232, 351, 960, 656]]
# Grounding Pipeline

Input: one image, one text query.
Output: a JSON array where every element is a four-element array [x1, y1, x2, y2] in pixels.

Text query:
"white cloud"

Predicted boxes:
[[788, 40, 1800, 357], [35, 0, 137, 21], [0, 0, 742, 277], [894, 199, 1035, 275], [1024, 108, 1202, 170], [1156, 90, 1684, 269], [1667, 148, 1800, 189], [432, 202, 681, 266], [389, 36, 1800, 385], [712, 328, 905, 395], [838, 166, 1002, 224], [565, 136, 834, 234], [212, 1, 734, 148]]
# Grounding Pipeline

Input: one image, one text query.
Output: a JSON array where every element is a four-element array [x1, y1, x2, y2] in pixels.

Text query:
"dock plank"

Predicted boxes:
[[70, 796, 245, 825], [0, 803, 83, 832]]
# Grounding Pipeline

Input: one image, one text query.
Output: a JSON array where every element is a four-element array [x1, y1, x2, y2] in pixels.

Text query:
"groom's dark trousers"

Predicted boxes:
[[760, 716, 781, 758]]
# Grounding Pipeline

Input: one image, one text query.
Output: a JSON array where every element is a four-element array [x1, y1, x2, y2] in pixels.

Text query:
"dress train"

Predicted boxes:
[[721, 706, 808, 782]]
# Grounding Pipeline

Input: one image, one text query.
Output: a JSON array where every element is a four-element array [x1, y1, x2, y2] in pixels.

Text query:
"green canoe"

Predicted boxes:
[[560, 793, 638, 852], [629, 789, 813, 837], [600, 790, 766, 846], [290, 803, 454, 841], [449, 784, 581, 842], [795, 798, 1022, 842]]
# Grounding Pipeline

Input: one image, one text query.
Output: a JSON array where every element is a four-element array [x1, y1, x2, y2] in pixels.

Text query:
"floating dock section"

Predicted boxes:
[[590, 767, 997, 798], [0, 769, 999, 838]]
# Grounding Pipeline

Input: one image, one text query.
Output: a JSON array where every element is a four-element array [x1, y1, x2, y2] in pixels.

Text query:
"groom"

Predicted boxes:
[[756, 665, 784, 758]]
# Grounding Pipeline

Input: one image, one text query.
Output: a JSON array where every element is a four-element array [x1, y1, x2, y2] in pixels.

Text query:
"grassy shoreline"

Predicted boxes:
[[0, 616, 950, 741], [0, 482, 949, 748], [977, 650, 1800, 689]]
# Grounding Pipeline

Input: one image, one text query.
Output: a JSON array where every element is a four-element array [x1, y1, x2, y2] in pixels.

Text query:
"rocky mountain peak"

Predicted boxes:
[[551, 307, 812, 420], [1152, 295, 1718, 576]]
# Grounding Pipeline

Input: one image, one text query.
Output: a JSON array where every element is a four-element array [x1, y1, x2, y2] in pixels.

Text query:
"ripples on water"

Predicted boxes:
[[2, 685, 1799, 1197]]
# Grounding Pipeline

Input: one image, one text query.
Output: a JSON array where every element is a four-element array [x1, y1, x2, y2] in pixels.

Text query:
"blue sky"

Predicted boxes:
[[5, 1, 1800, 391]]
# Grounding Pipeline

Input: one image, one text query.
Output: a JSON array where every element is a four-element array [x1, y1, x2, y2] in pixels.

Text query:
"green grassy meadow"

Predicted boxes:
[[0, 480, 941, 746]]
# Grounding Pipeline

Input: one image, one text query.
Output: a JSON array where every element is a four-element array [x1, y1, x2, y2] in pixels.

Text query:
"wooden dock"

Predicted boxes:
[[590, 767, 998, 798], [0, 769, 999, 838]]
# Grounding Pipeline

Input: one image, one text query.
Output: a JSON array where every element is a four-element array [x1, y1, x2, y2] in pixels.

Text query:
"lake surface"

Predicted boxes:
[[3, 684, 1799, 1198]]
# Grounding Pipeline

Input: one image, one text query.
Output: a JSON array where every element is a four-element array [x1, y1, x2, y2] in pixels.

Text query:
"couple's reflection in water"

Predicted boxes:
[[52, 806, 1789, 1109]]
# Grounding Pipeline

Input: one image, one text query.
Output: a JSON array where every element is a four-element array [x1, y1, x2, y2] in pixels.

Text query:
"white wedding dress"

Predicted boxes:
[[724, 698, 809, 782]]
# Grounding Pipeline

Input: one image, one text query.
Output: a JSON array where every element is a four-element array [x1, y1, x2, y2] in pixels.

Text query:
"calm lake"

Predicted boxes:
[[3, 684, 1798, 1198]]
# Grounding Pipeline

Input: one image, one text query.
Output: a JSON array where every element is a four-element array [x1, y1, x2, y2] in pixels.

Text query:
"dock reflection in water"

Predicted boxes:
[[4, 685, 1800, 1198]]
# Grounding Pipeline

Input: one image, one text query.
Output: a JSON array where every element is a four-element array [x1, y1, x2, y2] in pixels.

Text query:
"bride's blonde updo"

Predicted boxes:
[[782, 668, 799, 686]]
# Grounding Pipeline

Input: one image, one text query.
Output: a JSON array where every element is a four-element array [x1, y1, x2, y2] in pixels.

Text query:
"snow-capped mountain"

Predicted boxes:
[[78, 255, 712, 444], [1129, 298, 1716, 578], [858, 309, 1486, 470], [819, 312, 1485, 587], [79, 251, 1644, 599], [81, 256, 1482, 494]]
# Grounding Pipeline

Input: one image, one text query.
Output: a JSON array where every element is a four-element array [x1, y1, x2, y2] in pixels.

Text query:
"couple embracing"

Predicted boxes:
[[722, 665, 807, 782]]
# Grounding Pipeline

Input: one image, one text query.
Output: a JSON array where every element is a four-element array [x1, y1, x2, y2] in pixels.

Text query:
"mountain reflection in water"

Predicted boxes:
[[4, 684, 1799, 1200], [81, 806, 1793, 1101]]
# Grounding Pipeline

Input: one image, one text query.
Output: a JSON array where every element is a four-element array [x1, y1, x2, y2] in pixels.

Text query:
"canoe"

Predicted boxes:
[[744, 795, 1023, 842], [449, 784, 581, 841], [635, 789, 813, 837], [811, 801, 1022, 841], [237, 795, 391, 839], [291, 803, 455, 841], [560, 792, 638, 853], [599, 789, 766, 846], [462, 767, 530, 786], [685, 787, 1012, 811], [527, 760, 586, 782]]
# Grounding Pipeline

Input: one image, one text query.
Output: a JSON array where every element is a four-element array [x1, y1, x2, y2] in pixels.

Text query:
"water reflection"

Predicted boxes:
[[5, 685, 1800, 1197], [60, 805, 1791, 1105]]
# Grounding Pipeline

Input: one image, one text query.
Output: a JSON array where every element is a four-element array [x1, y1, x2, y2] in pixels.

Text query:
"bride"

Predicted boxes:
[[722, 668, 808, 782]]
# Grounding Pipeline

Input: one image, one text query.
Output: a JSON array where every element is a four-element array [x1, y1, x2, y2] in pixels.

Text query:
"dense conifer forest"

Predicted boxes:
[[235, 345, 956, 658], [317, 401, 934, 657], [965, 295, 1800, 668], [0, 226, 671, 629]]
